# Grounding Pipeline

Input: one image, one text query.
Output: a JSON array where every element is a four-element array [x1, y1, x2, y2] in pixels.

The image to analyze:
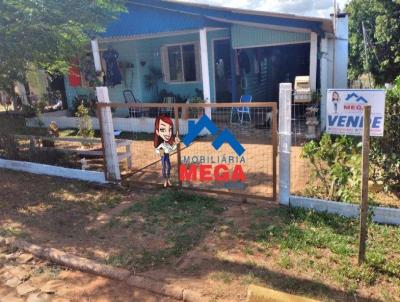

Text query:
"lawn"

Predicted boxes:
[[0, 169, 399, 301]]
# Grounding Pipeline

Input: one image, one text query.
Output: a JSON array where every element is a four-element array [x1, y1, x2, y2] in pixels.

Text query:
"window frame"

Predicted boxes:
[[161, 41, 201, 84]]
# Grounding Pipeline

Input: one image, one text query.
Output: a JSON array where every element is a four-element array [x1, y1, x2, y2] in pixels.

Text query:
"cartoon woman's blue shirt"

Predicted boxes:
[[155, 142, 177, 155]]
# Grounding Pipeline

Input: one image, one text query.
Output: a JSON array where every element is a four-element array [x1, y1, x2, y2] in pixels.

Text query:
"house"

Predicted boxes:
[[63, 0, 349, 129]]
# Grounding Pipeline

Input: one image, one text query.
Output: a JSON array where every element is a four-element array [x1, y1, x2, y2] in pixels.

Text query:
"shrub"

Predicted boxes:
[[370, 76, 400, 193], [0, 135, 19, 160], [21, 100, 46, 118], [75, 104, 94, 146], [302, 134, 362, 202], [70, 95, 97, 117]]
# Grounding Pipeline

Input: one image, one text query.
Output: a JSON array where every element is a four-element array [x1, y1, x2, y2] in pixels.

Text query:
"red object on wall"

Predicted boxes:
[[68, 59, 81, 87]]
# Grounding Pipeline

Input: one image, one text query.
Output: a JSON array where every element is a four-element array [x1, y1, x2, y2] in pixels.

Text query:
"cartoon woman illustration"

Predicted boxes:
[[154, 116, 180, 187], [331, 91, 340, 114]]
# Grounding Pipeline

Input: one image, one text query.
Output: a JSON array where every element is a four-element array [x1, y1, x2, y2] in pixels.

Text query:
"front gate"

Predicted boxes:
[[97, 102, 277, 201]]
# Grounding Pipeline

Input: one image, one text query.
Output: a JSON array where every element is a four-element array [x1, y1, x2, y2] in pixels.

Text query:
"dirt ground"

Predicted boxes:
[[1, 170, 400, 302], [125, 126, 275, 199]]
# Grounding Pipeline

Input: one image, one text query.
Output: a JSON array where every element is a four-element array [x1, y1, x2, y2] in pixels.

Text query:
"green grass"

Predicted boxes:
[[211, 271, 235, 284], [246, 207, 400, 290], [0, 226, 30, 239], [107, 190, 223, 271]]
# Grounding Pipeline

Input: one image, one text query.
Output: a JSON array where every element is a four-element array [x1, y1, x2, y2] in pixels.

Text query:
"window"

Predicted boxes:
[[162, 43, 200, 83]]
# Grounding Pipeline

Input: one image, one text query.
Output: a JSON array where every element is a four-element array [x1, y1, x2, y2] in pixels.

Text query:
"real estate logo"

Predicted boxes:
[[326, 89, 386, 137], [345, 92, 368, 104], [180, 115, 246, 187]]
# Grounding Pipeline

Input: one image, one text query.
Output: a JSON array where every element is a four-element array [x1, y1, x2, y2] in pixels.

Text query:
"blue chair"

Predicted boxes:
[[231, 95, 252, 124]]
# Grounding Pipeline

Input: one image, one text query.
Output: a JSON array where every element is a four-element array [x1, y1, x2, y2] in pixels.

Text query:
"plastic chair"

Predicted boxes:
[[230, 95, 252, 124]]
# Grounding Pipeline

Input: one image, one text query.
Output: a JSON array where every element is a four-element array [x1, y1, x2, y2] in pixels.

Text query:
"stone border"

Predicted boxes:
[[290, 195, 400, 225], [0, 236, 203, 302], [0, 159, 107, 184]]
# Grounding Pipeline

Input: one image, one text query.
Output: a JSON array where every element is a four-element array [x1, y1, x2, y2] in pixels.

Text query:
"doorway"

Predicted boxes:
[[213, 39, 232, 102]]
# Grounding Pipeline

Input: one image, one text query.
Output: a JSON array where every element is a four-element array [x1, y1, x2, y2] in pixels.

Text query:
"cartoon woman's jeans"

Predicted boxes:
[[161, 154, 171, 179]]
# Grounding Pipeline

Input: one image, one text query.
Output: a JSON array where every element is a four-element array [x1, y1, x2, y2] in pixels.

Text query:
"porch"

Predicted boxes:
[[63, 0, 331, 116]]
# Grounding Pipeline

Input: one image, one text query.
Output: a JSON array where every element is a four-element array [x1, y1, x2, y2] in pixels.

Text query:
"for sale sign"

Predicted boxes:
[[326, 89, 385, 136]]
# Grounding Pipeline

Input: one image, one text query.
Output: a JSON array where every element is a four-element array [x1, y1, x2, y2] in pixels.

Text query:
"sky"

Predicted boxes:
[[177, 0, 349, 18]]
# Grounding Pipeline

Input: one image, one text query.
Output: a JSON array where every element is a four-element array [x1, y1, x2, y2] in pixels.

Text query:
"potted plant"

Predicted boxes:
[[188, 97, 205, 119], [144, 66, 163, 100], [305, 106, 319, 139]]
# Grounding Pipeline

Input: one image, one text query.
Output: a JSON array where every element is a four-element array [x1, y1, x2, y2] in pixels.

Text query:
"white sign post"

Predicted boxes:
[[326, 89, 386, 265], [326, 89, 385, 137]]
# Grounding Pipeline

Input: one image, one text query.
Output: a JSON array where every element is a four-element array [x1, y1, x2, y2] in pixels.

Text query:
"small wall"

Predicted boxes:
[[0, 159, 107, 184], [26, 116, 205, 135], [290, 195, 400, 226]]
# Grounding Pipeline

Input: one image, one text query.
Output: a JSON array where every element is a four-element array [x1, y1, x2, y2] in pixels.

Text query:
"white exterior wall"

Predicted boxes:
[[320, 38, 328, 131], [320, 15, 348, 130], [333, 15, 349, 88], [309, 32, 318, 91]]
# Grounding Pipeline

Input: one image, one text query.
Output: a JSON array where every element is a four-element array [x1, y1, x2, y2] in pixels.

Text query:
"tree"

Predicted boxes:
[[0, 0, 127, 93], [370, 76, 400, 193], [347, 0, 400, 85]]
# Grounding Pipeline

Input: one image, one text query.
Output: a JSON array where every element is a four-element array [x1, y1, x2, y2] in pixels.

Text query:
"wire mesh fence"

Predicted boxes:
[[100, 102, 277, 200], [290, 98, 321, 196]]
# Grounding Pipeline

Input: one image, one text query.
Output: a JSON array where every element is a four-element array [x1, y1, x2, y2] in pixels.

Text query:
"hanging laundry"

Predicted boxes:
[[216, 59, 225, 80], [103, 47, 122, 87], [238, 50, 251, 74]]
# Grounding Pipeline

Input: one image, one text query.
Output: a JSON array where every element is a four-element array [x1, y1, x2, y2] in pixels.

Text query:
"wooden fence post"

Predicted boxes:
[[96, 87, 121, 181], [358, 105, 371, 265], [174, 105, 182, 187]]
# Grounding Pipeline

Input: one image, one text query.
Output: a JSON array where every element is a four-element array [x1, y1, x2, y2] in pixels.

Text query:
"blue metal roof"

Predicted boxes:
[[101, 4, 227, 39], [100, 0, 330, 39], [137, 0, 323, 31]]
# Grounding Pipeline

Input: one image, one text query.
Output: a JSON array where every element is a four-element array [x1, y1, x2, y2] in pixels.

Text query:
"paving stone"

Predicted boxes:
[[52, 298, 71, 302], [5, 276, 22, 287], [26, 292, 52, 302], [0, 286, 11, 298], [16, 254, 34, 264], [16, 282, 36, 296], [0, 292, 25, 302], [5, 252, 20, 261], [40, 279, 65, 294], [8, 266, 30, 280], [2, 270, 13, 280]]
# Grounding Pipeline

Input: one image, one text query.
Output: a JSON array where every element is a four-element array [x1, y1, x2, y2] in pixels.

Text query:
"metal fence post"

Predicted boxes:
[[96, 87, 121, 181], [279, 83, 292, 206]]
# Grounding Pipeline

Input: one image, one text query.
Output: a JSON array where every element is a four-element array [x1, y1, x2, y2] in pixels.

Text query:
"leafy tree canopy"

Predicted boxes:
[[0, 0, 127, 92], [347, 0, 400, 85]]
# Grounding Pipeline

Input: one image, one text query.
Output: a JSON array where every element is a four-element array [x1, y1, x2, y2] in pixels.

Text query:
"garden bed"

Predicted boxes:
[[0, 169, 399, 302]]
